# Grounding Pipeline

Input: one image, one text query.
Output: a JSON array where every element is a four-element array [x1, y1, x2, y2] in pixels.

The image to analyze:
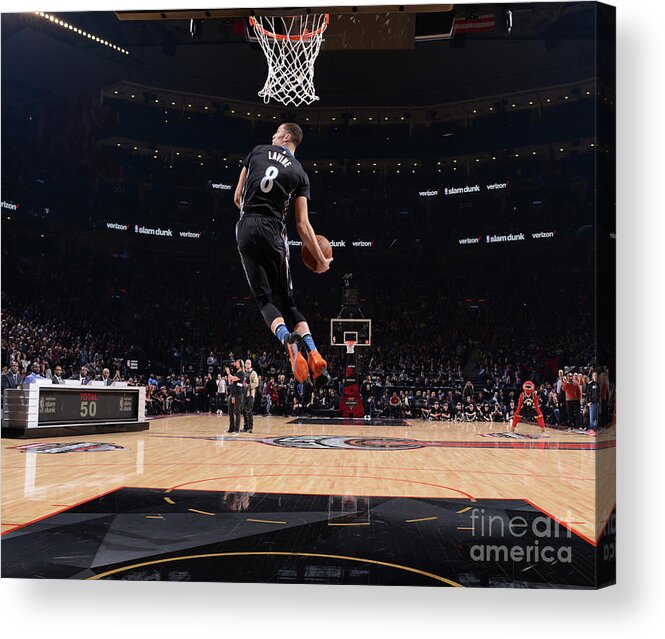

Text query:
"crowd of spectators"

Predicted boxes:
[[359, 367, 613, 431], [1, 293, 613, 430]]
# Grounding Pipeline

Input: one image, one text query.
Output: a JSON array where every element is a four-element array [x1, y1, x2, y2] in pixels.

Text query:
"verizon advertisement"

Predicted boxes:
[[209, 182, 233, 191], [287, 239, 375, 248], [458, 230, 557, 246], [444, 181, 509, 195], [418, 181, 509, 198], [105, 222, 204, 239]]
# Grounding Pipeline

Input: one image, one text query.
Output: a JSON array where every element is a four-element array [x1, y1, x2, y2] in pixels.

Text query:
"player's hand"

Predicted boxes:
[[314, 257, 333, 274]]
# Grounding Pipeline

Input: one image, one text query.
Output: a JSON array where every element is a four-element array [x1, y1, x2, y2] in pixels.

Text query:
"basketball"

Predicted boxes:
[[301, 235, 332, 271]]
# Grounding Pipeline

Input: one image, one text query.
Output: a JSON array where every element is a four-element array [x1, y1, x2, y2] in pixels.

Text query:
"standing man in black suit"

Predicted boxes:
[[242, 359, 259, 433], [225, 360, 245, 434]]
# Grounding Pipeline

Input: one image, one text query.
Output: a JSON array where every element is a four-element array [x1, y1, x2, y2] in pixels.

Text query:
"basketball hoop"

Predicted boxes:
[[344, 340, 357, 354], [249, 13, 329, 107]]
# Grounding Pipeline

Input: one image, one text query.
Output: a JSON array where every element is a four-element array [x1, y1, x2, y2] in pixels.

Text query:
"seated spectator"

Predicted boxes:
[[506, 400, 516, 423], [171, 385, 187, 413], [376, 393, 388, 417], [2, 360, 23, 393], [290, 395, 302, 416], [100, 368, 113, 386], [389, 391, 402, 418], [440, 402, 452, 421], [465, 402, 478, 422], [430, 401, 442, 421], [23, 361, 45, 385], [70, 365, 91, 385], [547, 393, 561, 424], [51, 364, 65, 385]]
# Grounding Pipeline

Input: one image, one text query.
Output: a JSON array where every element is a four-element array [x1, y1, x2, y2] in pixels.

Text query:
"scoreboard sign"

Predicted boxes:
[[38, 389, 139, 425], [2, 383, 147, 437]]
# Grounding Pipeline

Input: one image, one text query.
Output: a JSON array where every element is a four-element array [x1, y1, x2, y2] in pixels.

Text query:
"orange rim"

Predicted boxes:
[[249, 14, 330, 42]]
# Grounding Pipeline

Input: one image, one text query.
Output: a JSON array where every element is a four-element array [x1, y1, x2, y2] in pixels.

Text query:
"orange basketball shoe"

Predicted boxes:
[[307, 350, 330, 388], [286, 333, 309, 383]]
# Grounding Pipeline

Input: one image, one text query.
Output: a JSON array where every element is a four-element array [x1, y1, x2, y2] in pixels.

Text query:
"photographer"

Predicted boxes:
[[225, 360, 245, 434], [242, 359, 259, 433]]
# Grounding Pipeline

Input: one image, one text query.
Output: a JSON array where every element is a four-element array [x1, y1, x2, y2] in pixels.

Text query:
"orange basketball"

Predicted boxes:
[[301, 234, 332, 271]]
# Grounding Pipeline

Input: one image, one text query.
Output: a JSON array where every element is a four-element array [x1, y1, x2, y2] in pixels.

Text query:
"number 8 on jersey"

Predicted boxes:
[[260, 166, 279, 193]]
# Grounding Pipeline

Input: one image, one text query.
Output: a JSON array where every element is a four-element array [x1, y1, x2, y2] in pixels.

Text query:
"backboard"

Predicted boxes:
[[330, 318, 371, 348]]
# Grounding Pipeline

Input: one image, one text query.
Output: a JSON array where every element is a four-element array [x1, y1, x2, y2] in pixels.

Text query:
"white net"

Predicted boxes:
[[249, 14, 329, 107]]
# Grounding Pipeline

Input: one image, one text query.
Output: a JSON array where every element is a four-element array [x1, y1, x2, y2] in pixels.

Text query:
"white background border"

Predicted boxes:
[[1, 1, 662, 635]]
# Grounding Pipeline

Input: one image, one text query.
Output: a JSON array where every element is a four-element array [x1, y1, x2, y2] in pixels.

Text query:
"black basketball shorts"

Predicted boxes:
[[236, 214, 295, 309]]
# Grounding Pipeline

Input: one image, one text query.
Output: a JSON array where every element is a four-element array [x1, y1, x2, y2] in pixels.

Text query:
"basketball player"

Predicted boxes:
[[233, 122, 332, 386]]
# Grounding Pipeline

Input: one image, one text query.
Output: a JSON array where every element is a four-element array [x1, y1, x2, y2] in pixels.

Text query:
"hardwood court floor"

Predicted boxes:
[[1, 415, 615, 545]]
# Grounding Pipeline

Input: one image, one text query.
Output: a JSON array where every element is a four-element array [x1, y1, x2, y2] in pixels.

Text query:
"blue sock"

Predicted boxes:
[[274, 323, 289, 345], [302, 333, 317, 353]]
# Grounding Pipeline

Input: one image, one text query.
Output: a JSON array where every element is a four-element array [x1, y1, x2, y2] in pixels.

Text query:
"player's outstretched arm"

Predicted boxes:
[[234, 167, 248, 209], [294, 196, 333, 274]]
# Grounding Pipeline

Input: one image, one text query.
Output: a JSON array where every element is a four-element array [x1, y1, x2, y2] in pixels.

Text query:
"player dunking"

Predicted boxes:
[[233, 122, 332, 386]]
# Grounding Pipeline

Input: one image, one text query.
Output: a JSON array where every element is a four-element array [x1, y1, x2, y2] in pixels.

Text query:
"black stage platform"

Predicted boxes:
[[1, 488, 614, 588]]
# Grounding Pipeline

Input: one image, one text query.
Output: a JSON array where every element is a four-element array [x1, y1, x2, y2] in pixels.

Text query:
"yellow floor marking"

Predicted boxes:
[[405, 516, 439, 523]]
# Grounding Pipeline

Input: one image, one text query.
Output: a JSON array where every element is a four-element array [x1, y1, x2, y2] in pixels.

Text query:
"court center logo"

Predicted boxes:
[[262, 436, 425, 450], [10, 442, 126, 454], [479, 432, 544, 440]]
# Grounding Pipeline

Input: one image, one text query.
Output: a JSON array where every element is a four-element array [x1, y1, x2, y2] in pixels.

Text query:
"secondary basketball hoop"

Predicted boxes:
[[249, 13, 329, 107]]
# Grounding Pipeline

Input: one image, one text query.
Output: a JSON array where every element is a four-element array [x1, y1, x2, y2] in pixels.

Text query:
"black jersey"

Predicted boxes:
[[240, 144, 310, 221], [520, 394, 538, 419]]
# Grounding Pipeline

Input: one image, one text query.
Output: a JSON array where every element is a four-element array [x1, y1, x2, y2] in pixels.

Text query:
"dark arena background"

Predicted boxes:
[[1, 3, 615, 588]]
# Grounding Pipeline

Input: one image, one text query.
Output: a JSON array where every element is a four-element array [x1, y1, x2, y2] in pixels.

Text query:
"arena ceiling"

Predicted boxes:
[[2, 3, 597, 107]]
